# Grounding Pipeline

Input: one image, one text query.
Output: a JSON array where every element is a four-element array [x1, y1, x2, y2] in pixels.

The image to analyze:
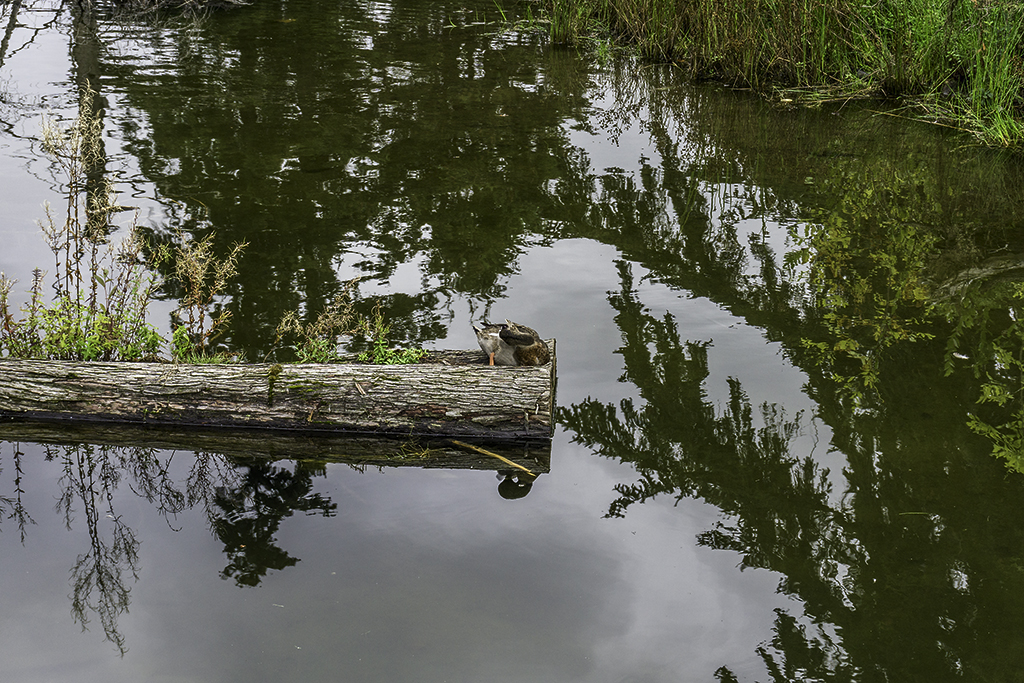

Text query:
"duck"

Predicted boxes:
[[473, 321, 512, 366], [472, 320, 550, 366], [500, 320, 551, 366]]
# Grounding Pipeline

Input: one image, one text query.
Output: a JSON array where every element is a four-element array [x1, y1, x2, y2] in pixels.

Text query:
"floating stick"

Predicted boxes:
[[450, 439, 535, 476]]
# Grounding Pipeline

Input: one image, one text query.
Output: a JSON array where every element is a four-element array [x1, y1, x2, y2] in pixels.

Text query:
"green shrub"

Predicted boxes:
[[0, 87, 166, 361]]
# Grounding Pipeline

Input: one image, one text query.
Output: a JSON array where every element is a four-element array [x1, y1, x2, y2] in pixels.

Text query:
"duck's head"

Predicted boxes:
[[473, 322, 509, 365]]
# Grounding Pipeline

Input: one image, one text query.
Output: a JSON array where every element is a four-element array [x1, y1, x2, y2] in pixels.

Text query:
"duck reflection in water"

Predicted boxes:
[[473, 320, 550, 366], [497, 470, 537, 499]]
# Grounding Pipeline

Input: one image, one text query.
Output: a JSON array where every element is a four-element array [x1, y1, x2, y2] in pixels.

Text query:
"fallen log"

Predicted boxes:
[[0, 342, 556, 440]]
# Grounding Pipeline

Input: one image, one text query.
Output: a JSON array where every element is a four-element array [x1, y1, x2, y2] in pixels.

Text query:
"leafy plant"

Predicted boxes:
[[0, 86, 165, 362], [357, 303, 428, 365], [937, 278, 1024, 472], [168, 231, 247, 362], [170, 323, 236, 364], [275, 288, 426, 365]]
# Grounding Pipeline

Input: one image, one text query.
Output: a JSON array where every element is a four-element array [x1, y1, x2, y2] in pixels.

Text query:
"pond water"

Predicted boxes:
[[4, 1, 1024, 681]]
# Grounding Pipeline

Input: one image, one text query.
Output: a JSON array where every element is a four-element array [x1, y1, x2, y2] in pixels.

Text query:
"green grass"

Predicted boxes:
[[547, 0, 1024, 146]]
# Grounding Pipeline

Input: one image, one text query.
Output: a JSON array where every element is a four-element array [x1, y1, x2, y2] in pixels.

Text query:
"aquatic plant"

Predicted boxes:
[[936, 276, 1024, 473], [787, 161, 1024, 471]]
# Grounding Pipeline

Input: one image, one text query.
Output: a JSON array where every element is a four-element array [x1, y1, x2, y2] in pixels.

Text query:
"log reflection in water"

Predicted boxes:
[[0, 424, 549, 652]]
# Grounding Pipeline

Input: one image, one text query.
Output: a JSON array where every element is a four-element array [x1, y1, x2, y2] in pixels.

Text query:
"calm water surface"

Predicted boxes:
[[3, 1, 1024, 681]]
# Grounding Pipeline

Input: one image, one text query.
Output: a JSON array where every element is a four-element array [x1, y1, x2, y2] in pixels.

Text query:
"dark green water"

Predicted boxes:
[[4, 1, 1024, 681]]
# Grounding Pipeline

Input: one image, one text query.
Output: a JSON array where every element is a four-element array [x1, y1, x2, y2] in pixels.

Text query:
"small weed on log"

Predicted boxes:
[[275, 287, 426, 365], [274, 278, 363, 363], [357, 303, 428, 365]]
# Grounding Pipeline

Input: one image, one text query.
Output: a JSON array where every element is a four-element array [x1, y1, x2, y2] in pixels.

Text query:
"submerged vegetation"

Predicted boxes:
[[787, 166, 940, 395], [785, 160, 1024, 472], [938, 273, 1024, 471], [93, 0, 251, 18], [547, 0, 1024, 146]]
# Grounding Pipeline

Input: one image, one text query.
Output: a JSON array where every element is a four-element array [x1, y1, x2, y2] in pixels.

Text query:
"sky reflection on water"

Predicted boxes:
[[1, 436, 790, 683]]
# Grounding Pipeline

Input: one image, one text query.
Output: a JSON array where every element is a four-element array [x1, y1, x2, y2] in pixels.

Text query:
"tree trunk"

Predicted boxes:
[[0, 344, 556, 440]]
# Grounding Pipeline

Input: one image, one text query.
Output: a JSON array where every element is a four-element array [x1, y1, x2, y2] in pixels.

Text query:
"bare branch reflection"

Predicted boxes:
[[0, 430, 528, 653], [0, 439, 339, 654], [0, 443, 36, 542], [50, 443, 141, 656]]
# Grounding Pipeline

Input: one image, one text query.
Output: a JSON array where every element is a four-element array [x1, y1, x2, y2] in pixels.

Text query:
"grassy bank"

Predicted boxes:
[[548, 0, 1024, 146]]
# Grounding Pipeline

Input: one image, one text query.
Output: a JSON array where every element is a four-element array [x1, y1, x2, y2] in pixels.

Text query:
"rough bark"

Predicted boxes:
[[0, 344, 555, 440]]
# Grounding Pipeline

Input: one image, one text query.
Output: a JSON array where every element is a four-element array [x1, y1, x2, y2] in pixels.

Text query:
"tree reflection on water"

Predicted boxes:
[[7, 0, 1024, 676], [1, 440, 330, 654], [211, 458, 335, 587], [563, 264, 1024, 681], [0, 430, 544, 655]]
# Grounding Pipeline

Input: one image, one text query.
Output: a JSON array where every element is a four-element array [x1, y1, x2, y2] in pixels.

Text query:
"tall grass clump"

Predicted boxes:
[[0, 87, 165, 361], [167, 231, 247, 362], [548, 0, 1024, 145], [950, 0, 1024, 145], [550, 0, 611, 45], [274, 278, 363, 363]]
